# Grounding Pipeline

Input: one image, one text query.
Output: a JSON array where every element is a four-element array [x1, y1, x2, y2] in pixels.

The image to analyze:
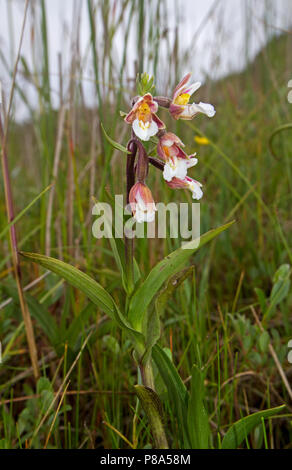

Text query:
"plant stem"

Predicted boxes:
[[125, 132, 168, 448], [149, 156, 165, 172], [140, 361, 155, 390], [125, 140, 137, 294], [134, 385, 169, 449], [138, 357, 168, 448]]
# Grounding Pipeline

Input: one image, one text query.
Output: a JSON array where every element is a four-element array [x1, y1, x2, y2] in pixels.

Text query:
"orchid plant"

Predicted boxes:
[[20, 74, 282, 450]]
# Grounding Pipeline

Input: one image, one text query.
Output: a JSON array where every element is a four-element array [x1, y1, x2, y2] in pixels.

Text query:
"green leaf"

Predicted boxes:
[[270, 265, 291, 304], [155, 267, 194, 319], [272, 264, 291, 284], [136, 73, 155, 96], [102, 335, 120, 355], [20, 252, 143, 346], [142, 307, 160, 366], [152, 344, 190, 448], [265, 265, 291, 319], [142, 268, 193, 367], [254, 287, 267, 313], [129, 221, 235, 331], [187, 365, 210, 449], [37, 377, 53, 395], [101, 123, 130, 154], [20, 252, 115, 317], [221, 405, 285, 449]]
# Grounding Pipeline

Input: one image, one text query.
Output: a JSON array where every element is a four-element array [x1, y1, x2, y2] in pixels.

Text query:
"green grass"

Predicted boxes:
[[0, 0, 291, 449]]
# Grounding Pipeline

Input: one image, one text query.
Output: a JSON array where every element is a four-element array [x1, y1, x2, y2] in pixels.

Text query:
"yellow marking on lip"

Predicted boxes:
[[139, 120, 150, 130], [174, 93, 190, 106], [169, 157, 177, 169], [163, 146, 171, 158], [137, 103, 151, 123]]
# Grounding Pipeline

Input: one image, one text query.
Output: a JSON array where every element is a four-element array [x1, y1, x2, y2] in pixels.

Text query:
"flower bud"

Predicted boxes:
[[129, 182, 157, 223]]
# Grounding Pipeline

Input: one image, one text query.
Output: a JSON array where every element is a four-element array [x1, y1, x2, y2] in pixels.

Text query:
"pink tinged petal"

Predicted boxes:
[[161, 138, 174, 147], [139, 183, 156, 205], [142, 93, 159, 113], [176, 145, 188, 160], [166, 176, 203, 200], [124, 96, 144, 123], [169, 103, 184, 120], [166, 177, 189, 189], [135, 190, 147, 211], [179, 81, 201, 97], [125, 108, 137, 124], [129, 183, 139, 213], [149, 101, 159, 113], [172, 73, 192, 100], [157, 141, 166, 161], [161, 134, 187, 159], [166, 144, 179, 158], [161, 132, 185, 147], [124, 94, 159, 124], [160, 134, 174, 147], [152, 113, 165, 129]]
